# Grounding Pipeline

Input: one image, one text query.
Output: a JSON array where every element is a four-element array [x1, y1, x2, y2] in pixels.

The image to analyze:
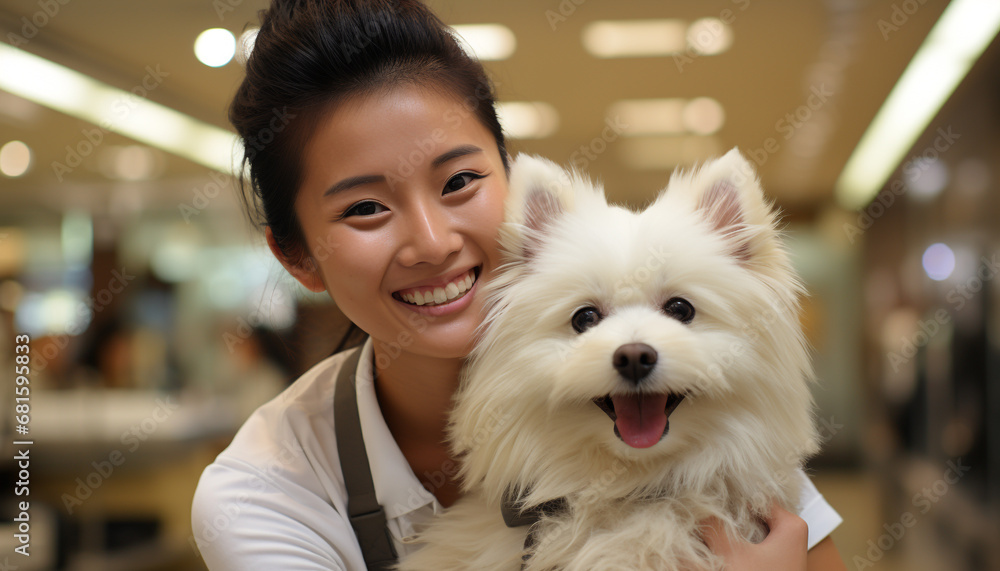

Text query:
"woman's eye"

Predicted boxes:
[[444, 172, 483, 194], [343, 200, 386, 218]]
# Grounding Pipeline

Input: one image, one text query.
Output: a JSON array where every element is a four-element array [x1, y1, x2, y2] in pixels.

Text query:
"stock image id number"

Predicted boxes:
[[15, 334, 30, 434]]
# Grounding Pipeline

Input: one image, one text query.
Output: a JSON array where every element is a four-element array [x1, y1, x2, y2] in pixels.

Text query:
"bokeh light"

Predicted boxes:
[[0, 140, 32, 177], [922, 243, 955, 281], [195, 28, 236, 67]]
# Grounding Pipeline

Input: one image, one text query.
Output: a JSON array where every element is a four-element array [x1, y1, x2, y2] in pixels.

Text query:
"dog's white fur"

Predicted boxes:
[[398, 149, 819, 571]]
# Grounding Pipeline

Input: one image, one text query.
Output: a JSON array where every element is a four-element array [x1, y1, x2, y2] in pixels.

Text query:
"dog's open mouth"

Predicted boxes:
[[593, 393, 685, 449]]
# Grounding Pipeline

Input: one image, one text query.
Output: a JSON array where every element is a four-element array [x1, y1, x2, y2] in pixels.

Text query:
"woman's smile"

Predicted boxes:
[[391, 265, 481, 316], [393, 265, 479, 305]]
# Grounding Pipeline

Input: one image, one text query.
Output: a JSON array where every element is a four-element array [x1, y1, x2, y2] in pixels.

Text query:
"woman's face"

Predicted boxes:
[[281, 85, 508, 363]]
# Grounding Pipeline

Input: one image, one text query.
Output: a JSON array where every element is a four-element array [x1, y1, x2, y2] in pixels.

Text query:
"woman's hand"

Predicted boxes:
[[701, 502, 808, 571]]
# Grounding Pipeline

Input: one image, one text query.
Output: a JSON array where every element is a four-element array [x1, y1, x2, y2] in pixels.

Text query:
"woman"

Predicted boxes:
[[191, 1, 846, 569]]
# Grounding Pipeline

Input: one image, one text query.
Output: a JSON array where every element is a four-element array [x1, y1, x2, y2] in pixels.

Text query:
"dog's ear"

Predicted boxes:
[[504, 154, 580, 260], [689, 148, 779, 264]]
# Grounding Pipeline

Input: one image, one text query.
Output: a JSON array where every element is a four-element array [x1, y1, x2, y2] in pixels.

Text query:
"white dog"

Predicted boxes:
[[399, 150, 820, 570]]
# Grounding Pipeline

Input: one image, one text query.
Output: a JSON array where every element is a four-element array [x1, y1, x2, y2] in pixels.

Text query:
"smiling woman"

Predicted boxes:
[[190, 1, 845, 570], [279, 85, 507, 360]]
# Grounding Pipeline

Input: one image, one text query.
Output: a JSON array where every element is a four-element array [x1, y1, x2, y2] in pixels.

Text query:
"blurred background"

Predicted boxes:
[[0, 0, 997, 569]]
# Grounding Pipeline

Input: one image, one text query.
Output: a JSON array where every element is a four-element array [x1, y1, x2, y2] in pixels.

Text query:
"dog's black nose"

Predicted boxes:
[[613, 343, 658, 383]]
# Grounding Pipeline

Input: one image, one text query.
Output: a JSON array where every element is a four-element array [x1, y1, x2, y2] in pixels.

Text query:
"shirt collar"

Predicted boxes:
[[354, 337, 441, 519]]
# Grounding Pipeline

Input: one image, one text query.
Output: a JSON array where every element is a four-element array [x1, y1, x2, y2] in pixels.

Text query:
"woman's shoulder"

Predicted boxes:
[[224, 348, 357, 462], [191, 346, 368, 568]]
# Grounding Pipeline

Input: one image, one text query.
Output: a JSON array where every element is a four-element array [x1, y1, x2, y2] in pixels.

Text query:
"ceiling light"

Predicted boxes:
[[835, 0, 1000, 209], [609, 99, 686, 135], [195, 28, 237, 67], [681, 97, 725, 135], [496, 101, 559, 139], [609, 98, 725, 136], [0, 44, 238, 174], [583, 20, 687, 58], [619, 135, 722, 170], [0, 140, 32, 177], [686, 18, 733, 55], [452, 24, 516, 61]]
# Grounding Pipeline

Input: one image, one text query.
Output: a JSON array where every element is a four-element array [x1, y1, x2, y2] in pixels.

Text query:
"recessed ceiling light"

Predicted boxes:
[[681, 97, 725, 135], [686, 18, 733, 55], [452, 24, 516, 61], [583, 20, 687, 58], [609, 98, 725, 136], [497, 101, 559, 139], [609, 99, 686, 135], [619, 135, 722, 170], [195, 28, 237, 67], [0, 140, 32, 177]]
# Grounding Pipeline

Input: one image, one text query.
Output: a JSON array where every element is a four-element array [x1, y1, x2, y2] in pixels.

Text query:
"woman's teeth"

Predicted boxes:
[[399, 269, 476, 306]]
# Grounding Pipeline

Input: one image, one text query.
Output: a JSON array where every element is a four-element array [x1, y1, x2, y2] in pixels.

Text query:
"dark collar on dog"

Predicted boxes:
[[500, 491, 568, 528], [500, 489, 568, 567]]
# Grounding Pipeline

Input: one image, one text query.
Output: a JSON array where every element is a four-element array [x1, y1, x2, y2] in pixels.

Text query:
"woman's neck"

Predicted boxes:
[[374, 347, 462, 437], [372, 344, 464, 506]]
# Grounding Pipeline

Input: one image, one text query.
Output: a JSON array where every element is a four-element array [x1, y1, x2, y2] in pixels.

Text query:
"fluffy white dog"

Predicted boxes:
[[399, 150, 820, 571]]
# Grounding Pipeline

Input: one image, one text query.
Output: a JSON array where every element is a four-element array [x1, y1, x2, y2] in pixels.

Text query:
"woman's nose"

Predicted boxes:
[[396, 199, 463, 267]]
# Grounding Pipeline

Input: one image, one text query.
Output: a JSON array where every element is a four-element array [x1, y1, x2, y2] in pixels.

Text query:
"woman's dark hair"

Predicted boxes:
[[231, 0, 510, 267]]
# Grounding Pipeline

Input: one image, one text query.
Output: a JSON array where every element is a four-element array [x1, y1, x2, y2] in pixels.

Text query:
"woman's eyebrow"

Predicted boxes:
[[324, 145, 483, 197], [324, 174, 384, 197], [431, 144, 483, 168]]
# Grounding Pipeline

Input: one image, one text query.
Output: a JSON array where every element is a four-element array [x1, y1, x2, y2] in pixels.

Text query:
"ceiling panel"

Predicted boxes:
[[0, 0, 956, 214]]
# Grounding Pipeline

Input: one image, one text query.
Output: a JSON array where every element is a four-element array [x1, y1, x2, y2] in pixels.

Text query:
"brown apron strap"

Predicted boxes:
[[334, 344, 399, 570]]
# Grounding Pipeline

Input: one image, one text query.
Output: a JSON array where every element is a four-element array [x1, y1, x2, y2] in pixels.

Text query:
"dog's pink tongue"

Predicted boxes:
[[612, 394, 669, 449]]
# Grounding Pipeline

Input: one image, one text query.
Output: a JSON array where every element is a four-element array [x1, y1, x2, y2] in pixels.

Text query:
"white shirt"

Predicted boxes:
[[191, 337, 842, 570]]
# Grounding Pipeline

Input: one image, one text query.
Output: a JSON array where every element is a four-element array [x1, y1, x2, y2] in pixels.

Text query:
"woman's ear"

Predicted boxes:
[[265, 226, 327, 293]]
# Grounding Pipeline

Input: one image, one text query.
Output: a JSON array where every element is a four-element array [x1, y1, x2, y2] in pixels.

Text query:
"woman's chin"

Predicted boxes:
[[411, 326, 478, 361]]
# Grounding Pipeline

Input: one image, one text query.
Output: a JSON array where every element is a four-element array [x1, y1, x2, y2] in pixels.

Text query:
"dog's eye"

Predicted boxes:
[[571, 307, 602, 333], [663, 297, 695, 324]]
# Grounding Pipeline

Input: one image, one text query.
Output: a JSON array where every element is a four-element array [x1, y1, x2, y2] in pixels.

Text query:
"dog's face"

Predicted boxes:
[[455, 150, 817, 497]]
